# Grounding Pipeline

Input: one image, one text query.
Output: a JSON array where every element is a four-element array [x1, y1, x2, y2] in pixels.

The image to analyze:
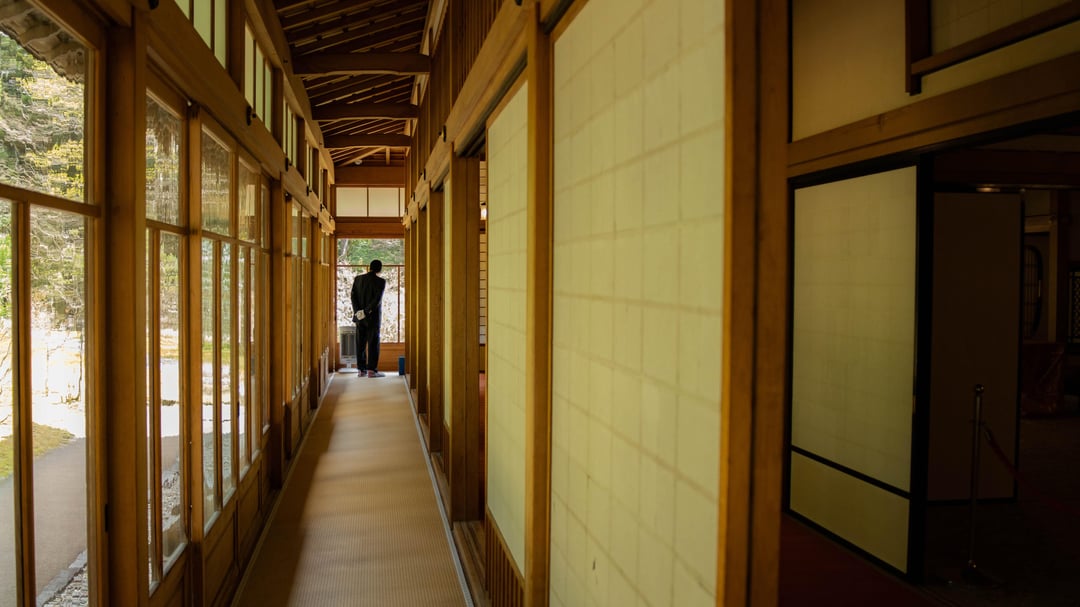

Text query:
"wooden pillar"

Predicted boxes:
[[447, 155, 482, 522], [104, 12, 148, 605], [720, 0, 789, 605], [524, 2, 552, 604], [427, 192, 446, 453], [417, 204, 430, 416], [266, 182, 288, 488], [406, 215, 415, 385]]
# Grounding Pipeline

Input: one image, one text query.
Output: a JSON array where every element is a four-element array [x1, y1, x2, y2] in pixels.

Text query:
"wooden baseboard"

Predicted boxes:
[[484, 511, 523, 607]]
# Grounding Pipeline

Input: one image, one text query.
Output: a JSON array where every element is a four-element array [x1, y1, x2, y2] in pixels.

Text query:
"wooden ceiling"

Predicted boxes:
[[276, 0, 430, 170]]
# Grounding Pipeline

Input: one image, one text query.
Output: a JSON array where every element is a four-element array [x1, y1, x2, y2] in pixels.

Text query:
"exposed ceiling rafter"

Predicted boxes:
[[292, 52, 429, 76]]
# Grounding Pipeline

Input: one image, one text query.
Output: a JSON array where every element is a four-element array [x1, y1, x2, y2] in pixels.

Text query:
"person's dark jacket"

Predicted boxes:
[[351, 271, 386, 326]]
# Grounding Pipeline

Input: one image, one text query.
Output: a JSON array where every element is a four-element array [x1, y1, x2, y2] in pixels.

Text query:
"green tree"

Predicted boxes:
[[1, 32, 85, 199], [337, 238, 404, 267]]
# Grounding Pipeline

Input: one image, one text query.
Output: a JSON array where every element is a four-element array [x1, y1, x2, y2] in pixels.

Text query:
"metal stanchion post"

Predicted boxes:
[[965, 384, 985, 577], [961, 384, 998, 587]]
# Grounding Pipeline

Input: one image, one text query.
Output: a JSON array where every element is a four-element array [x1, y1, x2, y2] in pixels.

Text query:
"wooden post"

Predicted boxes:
[[447, 155, 482, 522], [406, 216, 415, 383], [427, 191, 446, 453], [267, 182, 287, 488], [720, 0, 788, 605], [417, 204, 430, 416], [105, 12, 148, 605], [524, 2, 552, 604]]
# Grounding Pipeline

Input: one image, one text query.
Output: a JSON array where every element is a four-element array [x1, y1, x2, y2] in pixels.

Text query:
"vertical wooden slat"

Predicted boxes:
[[524, 1, 552, 605], [485, 510, 525, 606], [105, 13, 149, 605]]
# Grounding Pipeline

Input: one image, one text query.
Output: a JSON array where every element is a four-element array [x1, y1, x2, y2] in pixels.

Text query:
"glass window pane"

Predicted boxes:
[[243, 26, 254, 108], [300, 211, 308, 259], [238, 163, 257, 243], [290, 205, 298, 256], [221, 244, 233, 501], [0, 14, 87, 203], [237, 249, 248, 475], [262, 63, 272, 127], [248, 253, 259, 454], [213, 0, 227, 67], [159, 232, 184, 567], [201, 239, 215, 527], [260, 183, 269, 249], [146, 96, 182, 225], [0, 200, 15, 607], [30, 207, 88, 604], [253, 46, 263, 121], [260, 252, 269, 433], [193, 0, 212, 48], [175, 0, 190, 18], [201, 129, 231, 236], [145, 232, 155, 586]]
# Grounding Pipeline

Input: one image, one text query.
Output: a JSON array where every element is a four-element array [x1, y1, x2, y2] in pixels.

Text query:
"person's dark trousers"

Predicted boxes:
[[355, 320, 366, 372], [363, 317, 381, 371]]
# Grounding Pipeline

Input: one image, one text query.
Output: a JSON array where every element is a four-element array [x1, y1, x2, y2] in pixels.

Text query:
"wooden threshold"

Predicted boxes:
[[453, 520, 489, 607]]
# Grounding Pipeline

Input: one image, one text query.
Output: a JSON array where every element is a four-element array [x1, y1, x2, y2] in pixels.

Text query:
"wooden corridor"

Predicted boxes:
[[233, 375, 469, 607]]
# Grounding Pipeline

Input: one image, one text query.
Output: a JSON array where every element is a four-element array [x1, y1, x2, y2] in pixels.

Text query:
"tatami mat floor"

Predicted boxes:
[[233, 374, 469, 607]]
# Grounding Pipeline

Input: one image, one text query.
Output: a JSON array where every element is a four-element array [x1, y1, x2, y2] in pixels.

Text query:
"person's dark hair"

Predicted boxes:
[[370, 259, 382, 273]]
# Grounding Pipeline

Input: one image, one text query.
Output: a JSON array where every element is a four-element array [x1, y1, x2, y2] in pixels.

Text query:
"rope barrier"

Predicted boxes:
[[980, 423, 1080, 519]]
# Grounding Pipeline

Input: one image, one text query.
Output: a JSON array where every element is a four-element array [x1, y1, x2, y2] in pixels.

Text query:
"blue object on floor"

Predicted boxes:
[[398, 356, 405, 375]]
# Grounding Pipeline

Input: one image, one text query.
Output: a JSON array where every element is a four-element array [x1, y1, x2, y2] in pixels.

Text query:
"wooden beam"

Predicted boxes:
[[334, 217, 405, 237], [292, 52, 430, 76], [337, 147, 385, 166], [334, 165, 407, 186], [789, 51, 1080, 177], [911, 0, 1080, 81], [325, 133, 413, 148], [290, 12, 426, 52], [524, 2, 552, 605], [281, 0, 387, 31], [313, 102, 419, 121]]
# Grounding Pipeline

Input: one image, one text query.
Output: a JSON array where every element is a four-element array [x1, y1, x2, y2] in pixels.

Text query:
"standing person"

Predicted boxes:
[[351, 259, 387, 378]]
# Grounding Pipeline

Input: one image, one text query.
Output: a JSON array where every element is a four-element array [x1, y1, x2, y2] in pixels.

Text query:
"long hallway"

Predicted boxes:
[[233, 375, 469, 607]]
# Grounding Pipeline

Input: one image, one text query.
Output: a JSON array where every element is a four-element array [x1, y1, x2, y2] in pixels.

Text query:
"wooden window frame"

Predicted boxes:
[[906, 0, 1080, 93], [145, 77, 191, 594]]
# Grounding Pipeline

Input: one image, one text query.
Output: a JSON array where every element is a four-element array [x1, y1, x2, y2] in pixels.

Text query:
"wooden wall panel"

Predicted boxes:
[[485, 510, 525, 607]]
